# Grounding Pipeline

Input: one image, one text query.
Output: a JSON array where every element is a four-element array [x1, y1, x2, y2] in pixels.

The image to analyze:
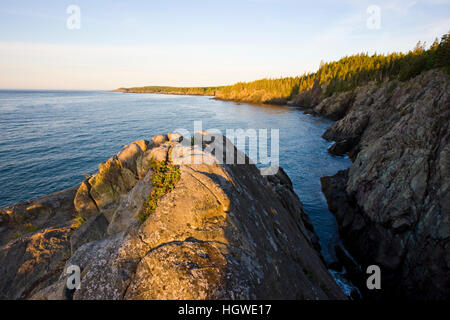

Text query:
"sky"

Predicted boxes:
[[0, 0, 449, 90]]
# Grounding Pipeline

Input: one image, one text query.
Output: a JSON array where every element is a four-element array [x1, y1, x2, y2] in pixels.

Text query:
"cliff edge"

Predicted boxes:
[[314, 69, 449, 299], [0, 132, 345, 300]]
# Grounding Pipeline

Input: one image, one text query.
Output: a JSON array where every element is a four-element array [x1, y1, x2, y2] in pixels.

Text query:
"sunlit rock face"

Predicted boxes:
[[0, 133, 345, 300], [320, 70, 450, 299]]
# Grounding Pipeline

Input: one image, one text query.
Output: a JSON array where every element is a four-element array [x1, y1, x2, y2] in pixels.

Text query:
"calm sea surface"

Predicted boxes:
[[0, 90, 351, 263]]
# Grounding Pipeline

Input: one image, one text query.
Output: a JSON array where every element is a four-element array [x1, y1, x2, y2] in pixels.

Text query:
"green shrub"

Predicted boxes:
[[24, 223, 38, 234], [12, 232, 22, 239], [73, 215, 86, 228], [12, 223, 39, 239], [140, 158, 181, 222]]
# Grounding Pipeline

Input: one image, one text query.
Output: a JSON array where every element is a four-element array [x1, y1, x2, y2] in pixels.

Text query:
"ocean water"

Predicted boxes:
[[0, 90, 351, 263]]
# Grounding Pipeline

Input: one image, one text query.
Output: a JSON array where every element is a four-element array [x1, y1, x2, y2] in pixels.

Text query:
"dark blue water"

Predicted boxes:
[[0, 90, 351, 263]]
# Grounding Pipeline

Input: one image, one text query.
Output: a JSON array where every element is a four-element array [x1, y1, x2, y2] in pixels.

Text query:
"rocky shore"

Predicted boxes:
[[297, 69, 449, 299], [1, 68, 448, 300], [0, 133, 345, 300]]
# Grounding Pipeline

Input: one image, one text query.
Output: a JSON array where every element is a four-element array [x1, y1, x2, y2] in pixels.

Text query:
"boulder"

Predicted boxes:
[[168, 132, 183, 142], [73, 141, 151, 221], [152, 134, 168, 146], [73, 181, 99, 220], [88, 158, 138, 219], [117, 140, 149, 176], [147, 143, 170, 162]]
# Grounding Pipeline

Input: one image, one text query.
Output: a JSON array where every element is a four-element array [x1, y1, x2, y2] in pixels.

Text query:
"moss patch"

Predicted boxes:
[[73, 215, 86, 228], [10, 223, 38, 239], [140, 158, 181, 222]]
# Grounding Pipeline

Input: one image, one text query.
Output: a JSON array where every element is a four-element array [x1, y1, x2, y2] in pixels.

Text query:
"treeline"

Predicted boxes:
[[115, 32, 449, 103], [115, 86, 222, 96], [321, 32, 450, 95], [216, 32, 449, 102]]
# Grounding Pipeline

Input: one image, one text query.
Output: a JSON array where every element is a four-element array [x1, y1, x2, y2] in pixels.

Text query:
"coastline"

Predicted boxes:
[[113, 89, 290, 106], [114, 67, 450, 299], [1, 67, 448, 300], [112, 87, 365, 297], [112, 89, 215, 97]]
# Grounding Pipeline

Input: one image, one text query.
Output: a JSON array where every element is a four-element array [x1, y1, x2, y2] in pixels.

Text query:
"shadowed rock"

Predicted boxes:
[[70, 213, 109, 254], [320, 69, 450, 299], [0, 226, 73, 299]]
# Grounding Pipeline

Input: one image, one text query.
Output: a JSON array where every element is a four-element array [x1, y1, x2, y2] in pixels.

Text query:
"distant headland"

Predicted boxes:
[[114, 33, 449, 107]]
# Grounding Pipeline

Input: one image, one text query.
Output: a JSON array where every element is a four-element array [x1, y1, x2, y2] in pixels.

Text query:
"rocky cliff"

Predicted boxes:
[[304, 69, 449, 299], [0, 133, 345, 300]]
